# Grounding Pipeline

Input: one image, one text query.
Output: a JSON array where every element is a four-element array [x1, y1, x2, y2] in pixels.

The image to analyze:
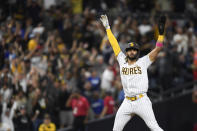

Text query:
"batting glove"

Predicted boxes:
[[100, 14, 110, 29]]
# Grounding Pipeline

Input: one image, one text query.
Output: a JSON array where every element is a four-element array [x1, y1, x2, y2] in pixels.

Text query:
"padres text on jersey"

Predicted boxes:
[[122, 66, 142, 75]]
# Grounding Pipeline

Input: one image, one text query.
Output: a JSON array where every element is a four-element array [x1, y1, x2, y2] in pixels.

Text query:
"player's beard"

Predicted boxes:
[[127, 53, 138, 61]]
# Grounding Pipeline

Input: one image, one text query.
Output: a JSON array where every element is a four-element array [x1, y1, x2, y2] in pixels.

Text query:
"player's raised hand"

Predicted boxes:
[[158, 15, 166, 35], [100, 14, 110, 29]]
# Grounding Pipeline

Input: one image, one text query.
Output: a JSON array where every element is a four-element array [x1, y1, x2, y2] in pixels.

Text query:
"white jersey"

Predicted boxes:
[[117, 51, 152, 97]]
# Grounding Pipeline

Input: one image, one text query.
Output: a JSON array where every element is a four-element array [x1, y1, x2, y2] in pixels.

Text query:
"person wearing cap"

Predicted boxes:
[[66, 90, 90, 131], [100, 14, 165, 131], [38, 114, 56, 131]]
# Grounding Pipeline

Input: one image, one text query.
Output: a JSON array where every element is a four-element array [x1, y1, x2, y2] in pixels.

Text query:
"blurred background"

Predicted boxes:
[[0, 0, 197, 131]]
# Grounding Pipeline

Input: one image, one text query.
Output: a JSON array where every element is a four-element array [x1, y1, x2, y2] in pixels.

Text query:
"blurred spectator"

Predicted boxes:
[[0, 84, 12, 103], [128, 0, 154, 12], [172, 0, 186, 12], [38, 114, 56, 131], [157, 51, 173, 90], [172, 26, 188, 55], [0, 43, 5, 70], [87, 70, 100, 91], [93, 55, 107, 76], [0, 121, 11, 131], [192, 90, 197, 104], [193, 47, 197, 80], [194, 123, 197, 131], [66, 90, 90, 131], [100, 40, 113, 63], [90, 91, 104, 118], [138, 19, 152, 36], [31, 88, 46, 131], [156, 0, 172, 11], [187, 28, 196, 48], [71, 0, 83, 14], [27, 1, 42, 25], [119, 35, 128, 51], [58, 82, 73, 128], [101, 65, 114, 95], [1, 100, 18, 131], [0, 95, 10, 131], [83, 81, 93, 100], [118, 90, 125, 104], [28, 34, 39, 52], [100, 91, 115, 118], [13, 105, 33, 131]]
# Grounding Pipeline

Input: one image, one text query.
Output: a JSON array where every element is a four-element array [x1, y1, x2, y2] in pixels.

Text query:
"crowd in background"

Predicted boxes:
[[0, 0, 197, 130]]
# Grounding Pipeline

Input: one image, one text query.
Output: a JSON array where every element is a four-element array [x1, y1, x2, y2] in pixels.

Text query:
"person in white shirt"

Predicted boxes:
[[1, 101, 18, 131], [101, 65, 114, 92], [172, 26, 188, 55], [0, 122, 11, 131], [0, 84, 12, 103]]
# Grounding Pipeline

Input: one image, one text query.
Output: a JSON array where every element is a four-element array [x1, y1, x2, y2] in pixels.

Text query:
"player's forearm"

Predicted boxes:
[[149, 35, 164, 62], [106, 29, 121, 56], [149, 14, 166, 62], [149, 46, 162, 62]]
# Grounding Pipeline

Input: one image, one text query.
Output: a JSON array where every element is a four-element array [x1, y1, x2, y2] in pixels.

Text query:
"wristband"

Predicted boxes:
[[156, 42, 163, 47], [158, 35, 164, 42], [106, 26, 110, 29]]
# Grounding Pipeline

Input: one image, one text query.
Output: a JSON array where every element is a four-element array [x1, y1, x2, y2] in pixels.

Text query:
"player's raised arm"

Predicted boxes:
[[100, 15, 121, 57], [148, 15, 166, 62]]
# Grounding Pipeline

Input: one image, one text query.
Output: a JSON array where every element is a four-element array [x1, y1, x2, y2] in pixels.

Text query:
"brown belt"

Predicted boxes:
[[126, 94, 144, 101]]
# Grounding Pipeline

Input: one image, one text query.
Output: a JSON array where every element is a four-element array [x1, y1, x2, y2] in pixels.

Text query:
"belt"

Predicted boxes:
[[126, 94, 144, 101]]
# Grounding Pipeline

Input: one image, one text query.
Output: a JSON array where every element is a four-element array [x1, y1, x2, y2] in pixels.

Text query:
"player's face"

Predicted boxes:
[[126, 48, 138, 60]]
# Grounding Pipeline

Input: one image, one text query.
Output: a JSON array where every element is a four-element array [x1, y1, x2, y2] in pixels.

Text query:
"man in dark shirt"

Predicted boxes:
[[13, 105, 33, 131], [58, 82, 73, 128]]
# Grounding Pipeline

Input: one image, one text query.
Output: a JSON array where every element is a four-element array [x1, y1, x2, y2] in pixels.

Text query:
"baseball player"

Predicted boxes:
[[100, 14, 166, 131]]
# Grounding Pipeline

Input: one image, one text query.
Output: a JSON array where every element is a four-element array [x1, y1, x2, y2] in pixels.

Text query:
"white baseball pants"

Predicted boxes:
[[113, 94, 163, 131]]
